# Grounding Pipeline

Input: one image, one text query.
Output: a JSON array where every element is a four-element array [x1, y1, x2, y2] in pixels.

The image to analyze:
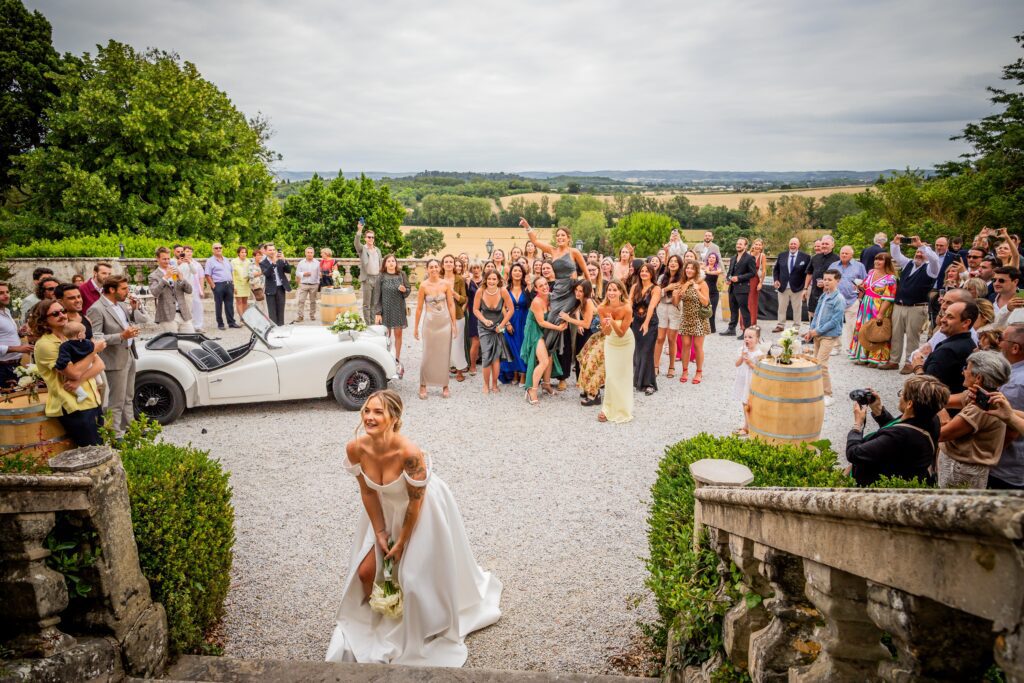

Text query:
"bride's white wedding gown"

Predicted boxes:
[[325, 454, 502, 666]]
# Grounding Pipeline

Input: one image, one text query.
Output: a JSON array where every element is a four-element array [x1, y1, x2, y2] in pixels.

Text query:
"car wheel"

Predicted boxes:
[[134, 372, 186, 425], [332, 359, 386, 410]]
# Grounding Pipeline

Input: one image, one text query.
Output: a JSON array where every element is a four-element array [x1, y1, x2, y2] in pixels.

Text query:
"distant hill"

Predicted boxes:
[[516, 170, 901, 184], [274, 169, 903, 184]]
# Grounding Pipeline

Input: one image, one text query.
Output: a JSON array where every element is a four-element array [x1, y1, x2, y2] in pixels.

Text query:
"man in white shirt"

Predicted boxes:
[[294, 247, 321, 323], [0, 282, 34, 390]]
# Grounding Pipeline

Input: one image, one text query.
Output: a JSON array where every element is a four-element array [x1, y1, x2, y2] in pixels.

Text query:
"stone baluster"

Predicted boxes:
[[748, 544, 819, 682], [866, 582, 996, 682], [342, 264, 353, 284], [0, 510, 76, 657], [790, 560, 888, 682], [48, 446, 168, 677], [723, 535, 774, 671]]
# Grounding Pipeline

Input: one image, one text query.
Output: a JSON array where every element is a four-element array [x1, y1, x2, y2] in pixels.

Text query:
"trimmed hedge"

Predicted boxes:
[[5, 232, 216, 259], [646, 435, 850, 675], [116, 419, 235, 654]]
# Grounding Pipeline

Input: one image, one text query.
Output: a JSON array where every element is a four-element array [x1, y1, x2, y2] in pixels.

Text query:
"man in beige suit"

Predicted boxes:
[[353, 219, 381, 324], [86, 276, 149, 436], [149, 246, 194, 334]]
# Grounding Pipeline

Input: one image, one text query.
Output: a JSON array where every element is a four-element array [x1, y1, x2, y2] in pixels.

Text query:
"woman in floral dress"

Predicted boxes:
[[849, 252, 897, 365]]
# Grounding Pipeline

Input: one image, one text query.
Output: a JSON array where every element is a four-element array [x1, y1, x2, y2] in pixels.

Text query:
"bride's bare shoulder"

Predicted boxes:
[[345, 436, 369, 463]]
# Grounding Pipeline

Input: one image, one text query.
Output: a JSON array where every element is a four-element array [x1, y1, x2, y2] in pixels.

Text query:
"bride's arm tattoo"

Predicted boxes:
[[403, 456, 426, 480]]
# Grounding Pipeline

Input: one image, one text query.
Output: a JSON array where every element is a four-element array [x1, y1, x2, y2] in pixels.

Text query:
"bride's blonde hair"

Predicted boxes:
[[354, 389, 404, 437]]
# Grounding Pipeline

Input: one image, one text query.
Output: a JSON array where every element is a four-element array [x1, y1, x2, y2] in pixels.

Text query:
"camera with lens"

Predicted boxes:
[[849, 388, 875, 406]]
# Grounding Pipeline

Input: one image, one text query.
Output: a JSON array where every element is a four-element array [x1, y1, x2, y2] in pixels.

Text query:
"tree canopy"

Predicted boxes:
[[610, 212, 680, 256], [0, 0, 60, 196], [7, 40, 279, 244], [281, 173, 408, 258], [405, 227, 445, 258]]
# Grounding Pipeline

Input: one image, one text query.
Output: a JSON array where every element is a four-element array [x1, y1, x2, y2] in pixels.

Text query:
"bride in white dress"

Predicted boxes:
[[325, 390, 502, 666]]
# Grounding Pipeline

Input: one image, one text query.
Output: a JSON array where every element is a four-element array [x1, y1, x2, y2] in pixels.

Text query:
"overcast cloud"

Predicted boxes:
[[28, 0, 1022, 173]]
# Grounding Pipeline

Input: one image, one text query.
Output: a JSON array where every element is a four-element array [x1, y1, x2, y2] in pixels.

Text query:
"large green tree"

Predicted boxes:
[[405, 227, 445, 258], [937, 32, 1024, 229], [8, 40, 278, 243], [0, 0, 60, 197], [610, 212, 680, 256], [281, 173, 408, 258]]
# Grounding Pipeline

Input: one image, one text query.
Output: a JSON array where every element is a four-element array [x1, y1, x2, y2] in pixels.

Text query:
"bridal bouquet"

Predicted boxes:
[[331, 268, 344, 287], [329, 311, 367, 334], [369, 542, 403, 620]]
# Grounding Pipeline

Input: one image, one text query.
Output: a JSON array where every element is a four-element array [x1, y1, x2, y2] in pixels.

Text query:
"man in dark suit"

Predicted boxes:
[[772, 236, 811, 332], [719, 237, 758, 338], [260, 243, 292, 325], [859, 232, 887, 270]]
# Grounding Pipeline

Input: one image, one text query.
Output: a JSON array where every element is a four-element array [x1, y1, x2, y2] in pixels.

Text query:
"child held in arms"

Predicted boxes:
[[55, 321, 104, 403]]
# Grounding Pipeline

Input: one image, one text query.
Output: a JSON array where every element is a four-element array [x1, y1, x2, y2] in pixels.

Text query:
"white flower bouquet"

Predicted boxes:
[[329, 311, 367, 336], [331, 268, 344, 287], [13, 364, 44, 402], [777, 328, 799, 364], [368, 542, 403, 620]]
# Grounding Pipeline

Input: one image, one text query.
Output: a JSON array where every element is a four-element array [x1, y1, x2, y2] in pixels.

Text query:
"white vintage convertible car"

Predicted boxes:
[[132, 307, 399, 425]]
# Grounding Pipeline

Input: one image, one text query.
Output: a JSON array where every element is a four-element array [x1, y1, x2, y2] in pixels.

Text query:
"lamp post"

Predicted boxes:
[[119, 241, 125, 259], [486, 239, 494, 258], [575, 239, 584, 252]]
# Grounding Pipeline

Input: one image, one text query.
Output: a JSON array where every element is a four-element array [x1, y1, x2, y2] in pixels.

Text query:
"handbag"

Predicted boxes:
[[251, 287, 265, 302], [698, 303, 713, 320], [862, 316, 892, 345]]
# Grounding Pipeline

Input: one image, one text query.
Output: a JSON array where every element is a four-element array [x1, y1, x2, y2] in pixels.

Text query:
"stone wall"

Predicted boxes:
[[682, 470, 1024, 682], [0, 446, 168, 681]]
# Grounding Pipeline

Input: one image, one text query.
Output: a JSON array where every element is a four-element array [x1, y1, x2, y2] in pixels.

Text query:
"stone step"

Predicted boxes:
[[153, 655, 656, 683]]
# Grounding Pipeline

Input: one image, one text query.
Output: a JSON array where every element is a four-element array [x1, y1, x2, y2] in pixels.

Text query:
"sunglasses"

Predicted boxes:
[[47, 309, 67, 318], [43, 286, 58, 292]]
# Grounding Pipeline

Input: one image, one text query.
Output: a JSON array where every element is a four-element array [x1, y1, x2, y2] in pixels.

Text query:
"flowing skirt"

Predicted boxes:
[[521, 315, 562, 384], [849, 301, 891, 364], [499, 308, 529, 383], [326, 475, 502, 666], [603, 329, 634, 422], [577, 332, 606, 396], [450, 317, 468, 370], [421, 307, 452, 388]]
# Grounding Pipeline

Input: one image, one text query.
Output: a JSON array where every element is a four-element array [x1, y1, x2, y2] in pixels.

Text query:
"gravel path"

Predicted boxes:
[[160, 319, 906, 674]]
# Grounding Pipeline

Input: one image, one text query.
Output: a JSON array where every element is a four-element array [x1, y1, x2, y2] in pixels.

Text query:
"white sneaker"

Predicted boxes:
[[824, 396, 835, 407], [830, 348, 839, 356]]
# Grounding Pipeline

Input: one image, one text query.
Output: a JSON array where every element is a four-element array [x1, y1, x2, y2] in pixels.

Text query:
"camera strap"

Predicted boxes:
[[891, 422, 937, 456]]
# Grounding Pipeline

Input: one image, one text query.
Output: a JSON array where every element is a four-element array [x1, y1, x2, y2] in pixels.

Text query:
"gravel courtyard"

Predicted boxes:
[[160, 319, 906, 674]]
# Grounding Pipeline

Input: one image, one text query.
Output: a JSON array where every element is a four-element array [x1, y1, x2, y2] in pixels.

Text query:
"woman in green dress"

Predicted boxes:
[[521, 276, 568, 404]]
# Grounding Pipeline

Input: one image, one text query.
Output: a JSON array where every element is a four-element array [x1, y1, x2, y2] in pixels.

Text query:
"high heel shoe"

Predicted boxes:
[[679, 371, 688, 383], [525, 388, 539, 405], [692, 371, 703, 385], [541, 382, 555, 395]]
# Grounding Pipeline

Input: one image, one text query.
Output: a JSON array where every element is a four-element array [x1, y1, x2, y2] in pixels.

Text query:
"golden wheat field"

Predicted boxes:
[[495, 185, 869, 211]]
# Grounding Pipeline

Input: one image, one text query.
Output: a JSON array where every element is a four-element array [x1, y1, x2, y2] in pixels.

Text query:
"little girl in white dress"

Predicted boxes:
[[733, 326, 763, 436]]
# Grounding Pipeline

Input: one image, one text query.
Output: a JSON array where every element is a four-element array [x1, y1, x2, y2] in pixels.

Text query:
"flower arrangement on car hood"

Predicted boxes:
[[368, 541, 403, 620], [328, 311, 367, 334]]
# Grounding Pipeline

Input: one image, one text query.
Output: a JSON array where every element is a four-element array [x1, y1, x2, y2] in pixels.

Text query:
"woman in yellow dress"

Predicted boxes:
[[598, 279, 634, 423], [231, 245, 254, 316]]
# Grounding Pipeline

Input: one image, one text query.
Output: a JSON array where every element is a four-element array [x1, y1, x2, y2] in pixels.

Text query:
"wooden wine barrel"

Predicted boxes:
[[0, 392, 74, 465], [319, 286, 359, 325], [748, 357, 825, 445]]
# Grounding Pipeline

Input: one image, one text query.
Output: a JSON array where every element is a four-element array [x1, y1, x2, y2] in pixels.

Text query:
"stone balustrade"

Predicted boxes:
[[0, 446, 168, 681], [4, 257, 438, 292], [688, 482, 1024, 682]]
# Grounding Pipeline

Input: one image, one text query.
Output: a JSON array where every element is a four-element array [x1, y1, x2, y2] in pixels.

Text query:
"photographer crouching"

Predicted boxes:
[[846, 375, 949, 486]]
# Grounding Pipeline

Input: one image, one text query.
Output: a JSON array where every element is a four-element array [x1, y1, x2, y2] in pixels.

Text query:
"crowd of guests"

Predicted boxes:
[[394, 222, 724, 425], [5, 220, 1024, 492]]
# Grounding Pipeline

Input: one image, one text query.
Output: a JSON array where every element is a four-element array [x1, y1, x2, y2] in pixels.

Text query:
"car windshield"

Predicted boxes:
[[242, 306, 274, 341]]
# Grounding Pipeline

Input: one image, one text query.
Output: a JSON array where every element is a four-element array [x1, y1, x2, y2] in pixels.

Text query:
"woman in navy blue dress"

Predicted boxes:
[[500, 263, 532, 386]]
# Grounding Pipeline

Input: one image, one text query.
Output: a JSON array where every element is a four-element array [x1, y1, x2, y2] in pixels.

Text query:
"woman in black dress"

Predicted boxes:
[[629, 263, 662, 395], [372, 254, 410, 363], [704, 252, 722, 334]]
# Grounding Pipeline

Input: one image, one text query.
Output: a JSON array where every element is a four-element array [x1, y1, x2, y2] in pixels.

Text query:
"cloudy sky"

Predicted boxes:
[[29, 0, 1022, 174]]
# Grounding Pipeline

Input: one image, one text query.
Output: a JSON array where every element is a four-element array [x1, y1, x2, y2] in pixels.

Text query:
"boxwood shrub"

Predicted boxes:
[[646, 434, 850, 675], [116, 419, 235, 654]]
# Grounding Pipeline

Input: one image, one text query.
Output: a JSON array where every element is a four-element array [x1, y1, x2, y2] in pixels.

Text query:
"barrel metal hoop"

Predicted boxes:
[[756, 362, 819, 374], [749, 390, 824, 404], [752, 368, 822, 382], [1, 415, 50, 426], [0, 403, 46, 416], [0, 435, 71, 449], [749, 426, 822, 440]]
